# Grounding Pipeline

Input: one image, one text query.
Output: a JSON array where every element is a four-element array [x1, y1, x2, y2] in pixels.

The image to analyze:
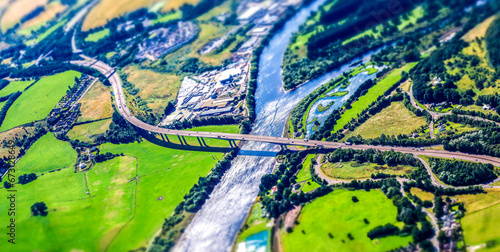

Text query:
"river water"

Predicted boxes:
[[174, 0, 379, 251]]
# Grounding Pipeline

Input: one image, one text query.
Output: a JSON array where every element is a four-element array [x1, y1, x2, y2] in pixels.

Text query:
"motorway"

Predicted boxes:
[[70, 55, 500, 171]]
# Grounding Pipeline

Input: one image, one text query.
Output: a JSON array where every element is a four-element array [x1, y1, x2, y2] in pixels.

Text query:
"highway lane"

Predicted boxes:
[[70, 57, 500, 171]]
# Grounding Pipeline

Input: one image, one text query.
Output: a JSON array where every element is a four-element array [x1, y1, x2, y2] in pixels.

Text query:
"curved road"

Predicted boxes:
[[69, 55, 500, 170]]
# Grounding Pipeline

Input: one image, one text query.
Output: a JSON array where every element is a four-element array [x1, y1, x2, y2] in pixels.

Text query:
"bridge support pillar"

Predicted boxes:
[[181, 136, 188, 145], [196, 137, 204, 147], [177, 135, 184, 145], [201, 137, 207, 147], [280, 144, 288, 151]]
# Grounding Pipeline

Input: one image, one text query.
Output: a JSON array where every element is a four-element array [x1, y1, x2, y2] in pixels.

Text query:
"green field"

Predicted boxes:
[[85, 28, 110, 42], [66, 119, 112, 142], [345, 102, 427, 139], [320, 161, 415, 180], [296, 154, 315, 182], [15, 133, 77, 174], [283, 190, 412, 252], [0, 71, 81, 131], [0, 130, 232, 251], [152, 11, 182, 25], [97, 138, 232, 251], [462, 203, 500, 249], [410, 188, 434, 202], [0, 80, 34, 97], [332, 63, 418, 133]]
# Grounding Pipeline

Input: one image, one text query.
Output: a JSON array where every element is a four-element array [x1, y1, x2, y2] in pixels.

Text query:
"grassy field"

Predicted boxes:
[[15, 133, 77, 174], [152, 11, 182, 25], [0, 71, 81, 131], [296, 154, 315, 182], [86, 156, 137, 195], [77, 81, 113, 122], [0, 126, 34, 158], [124, 65, 182, 114], [410, 188, 434, 202], [97, 137, 231, 251], [344, 102, 427, 139], [462, 15, 496, 42], [0, 0, 48, 32], [0, 125, 232, 251], [295, 154, 322, 192], [454, 189, 500, 214], [18, 1, 66, 35], [462, 202, 500, 249], [282, 190, 412, 252], [66, 119, 112, 142], [0, 80, 34, 97], [320, 161, 415, 180], [85, 28, 110, 42], [82, 0, 200, 30], [332, 63, 418, 133]]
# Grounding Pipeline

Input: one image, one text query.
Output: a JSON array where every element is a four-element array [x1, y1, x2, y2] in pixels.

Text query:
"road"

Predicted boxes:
[[69, 56, 500, 172]]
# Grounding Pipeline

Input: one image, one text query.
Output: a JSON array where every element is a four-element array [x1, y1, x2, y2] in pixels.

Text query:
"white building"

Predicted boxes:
[[219, 68, 242, 84], [237, 6, 264, 23]]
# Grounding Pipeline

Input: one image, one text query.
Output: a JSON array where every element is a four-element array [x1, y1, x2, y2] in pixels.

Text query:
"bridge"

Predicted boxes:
[[69, 55, 500, 168]]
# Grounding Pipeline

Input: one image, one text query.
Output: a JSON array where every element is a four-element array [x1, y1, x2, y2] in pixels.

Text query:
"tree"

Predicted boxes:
[[31, 202, 48, 216], [3, 181, 11, 189], [260, 174, 278, 192], [352, 196, 359, 202]]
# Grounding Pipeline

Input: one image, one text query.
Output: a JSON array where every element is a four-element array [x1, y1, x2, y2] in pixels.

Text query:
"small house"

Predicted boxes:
[[482, 104, 492, 110]]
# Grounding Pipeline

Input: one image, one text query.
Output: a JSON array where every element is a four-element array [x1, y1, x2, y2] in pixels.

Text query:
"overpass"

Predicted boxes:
[[69, 56, 500, 168]]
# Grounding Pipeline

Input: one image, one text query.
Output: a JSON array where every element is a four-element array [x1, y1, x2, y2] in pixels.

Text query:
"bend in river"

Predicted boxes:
[[174, 0, 381, 250]]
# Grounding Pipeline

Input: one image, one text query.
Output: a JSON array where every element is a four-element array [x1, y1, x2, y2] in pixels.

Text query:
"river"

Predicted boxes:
[[174, 0, 380, 251]]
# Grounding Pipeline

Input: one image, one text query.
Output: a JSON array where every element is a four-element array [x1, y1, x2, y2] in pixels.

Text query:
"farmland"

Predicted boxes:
[[462, 203, 500, 249], [82, 0, 200, 31], [77, 82, 113, 123], [0, 80, 34, 97], [282, 190, 412, 252], [15, 133, 77, 174], [0, 0, 48, 32], [0, 126, 34, 157], [0, 71, 81, 131], [18, 1, 66, 35], [124, 65, 182, 114], [344, 102, 427, 139], [320, 161, 415, 180], [0, 128, 232, 251], [66, 119, 112, 142], [96, 137, 231, 251]]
